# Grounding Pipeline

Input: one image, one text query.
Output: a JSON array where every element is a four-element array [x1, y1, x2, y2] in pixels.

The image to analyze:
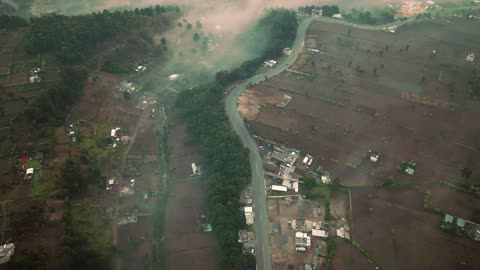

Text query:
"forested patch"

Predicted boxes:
[[24, 6, 170, 63], [177, 9, 297, 270], [24, 67, 88, 124]]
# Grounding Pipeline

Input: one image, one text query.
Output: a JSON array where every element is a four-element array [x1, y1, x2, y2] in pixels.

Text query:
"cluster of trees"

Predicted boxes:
[[24, 6, 173, 63], [240, 9, 298, 60], [177, 9, 297, 269], [24, 67, 87, 124], [343, 7, 396, 25], [62, 198, 113, 270], [298, 5, 340, 17], [0, 15, 28, 28]]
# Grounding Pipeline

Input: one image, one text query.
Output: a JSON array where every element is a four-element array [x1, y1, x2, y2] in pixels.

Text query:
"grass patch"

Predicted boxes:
[[305, 184, 331, 204], [29, 178, 55, 198]]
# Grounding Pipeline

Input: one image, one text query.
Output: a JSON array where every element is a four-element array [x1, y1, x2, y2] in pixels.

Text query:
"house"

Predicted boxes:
[[295, 231, 311, 248], [111, 127, 120, 138], [0, 243, 15, 264], [25, 168, 34, 180], [244, 206, 254, 225], [169, 74, 180, 81], [368, 150, 380, 163], [19, 156, 30, 163], [457, 218, 466, 228], [312, 229, 328, 238], [264, 60, 277, 68], [466, 53, 475, 62]]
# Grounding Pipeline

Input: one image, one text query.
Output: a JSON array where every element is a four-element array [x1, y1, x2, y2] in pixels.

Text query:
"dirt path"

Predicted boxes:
[[112, 102, 151, 270]]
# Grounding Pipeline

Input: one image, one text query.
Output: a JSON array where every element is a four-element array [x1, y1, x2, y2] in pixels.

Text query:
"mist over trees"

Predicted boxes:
[[240, 8, 298, 60]]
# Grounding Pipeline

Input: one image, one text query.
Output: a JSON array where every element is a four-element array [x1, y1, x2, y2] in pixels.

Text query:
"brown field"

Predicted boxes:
[[429, 184, 480, 220], [331, 239, 373, 270], [240, 18, 480, 270], [351, 187, 480, 269], [244, 19, 480, 186], [165, 180, 217, 270], [164, 112, 216, 270]]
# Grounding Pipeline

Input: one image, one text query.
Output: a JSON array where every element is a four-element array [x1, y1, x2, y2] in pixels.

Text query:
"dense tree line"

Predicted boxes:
[[24, 6, 172, 63], [344, 8, 396, 25], [24, 67, 88, 124], [178, 9, 297, 270], [0, 15, 28, 28], [242, 9, 298, 60]]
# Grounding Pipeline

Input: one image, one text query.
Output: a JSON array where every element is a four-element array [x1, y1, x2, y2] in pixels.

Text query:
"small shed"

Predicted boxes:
[[444, 214, 454, 223]]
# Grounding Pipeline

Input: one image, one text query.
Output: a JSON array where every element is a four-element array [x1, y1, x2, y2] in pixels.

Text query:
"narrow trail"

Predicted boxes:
[[112, 103, 151, 270]]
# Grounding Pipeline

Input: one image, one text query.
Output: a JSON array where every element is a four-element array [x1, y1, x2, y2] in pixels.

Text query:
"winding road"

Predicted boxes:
[[225, 6, 479, 270]]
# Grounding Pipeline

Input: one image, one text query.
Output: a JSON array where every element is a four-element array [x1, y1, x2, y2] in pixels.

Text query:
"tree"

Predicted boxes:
[[405, 44, 410, 51], [186, 23, 192, 30], [461, 167, 472, 179], [196, 20, 202, 29], [302, 176, 316, 190], [193, 33, 200, 42], [59, 159, 86, 195], [373, 67, 378, 75], [177, 22, 182, 27], [160, 37, 167, 46]]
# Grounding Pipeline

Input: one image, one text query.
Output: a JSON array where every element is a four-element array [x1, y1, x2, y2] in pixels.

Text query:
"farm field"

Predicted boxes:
[[164, 112, 217, 270], [243, 18, 480, 186], [351, 187, 480, 270], [240, 17, 480, 270]]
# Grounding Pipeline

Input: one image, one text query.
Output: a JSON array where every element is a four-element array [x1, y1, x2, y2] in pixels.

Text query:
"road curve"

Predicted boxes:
[[224, 6, 479, 270]]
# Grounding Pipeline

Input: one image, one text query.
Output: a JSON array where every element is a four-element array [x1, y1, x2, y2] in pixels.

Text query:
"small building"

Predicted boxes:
[[332, 13, 343, 19], [312, 229, 328, 238], [295, 231, 311, 248], [271, 185, 288, 192], [264, 60, 277, 68], [26, 168, 34, 179], [111, 127, 120, 138], [135, 65, 146, 73], [0, 243, 15, 264], [244, 206, 254, 225], [466, 53, 475, 62], [169, 74, 180, 81], [368, 150, 380, 163], [191, 163, 198, 175], [30, 75, 41, 83], [443, 214, 453, 223]]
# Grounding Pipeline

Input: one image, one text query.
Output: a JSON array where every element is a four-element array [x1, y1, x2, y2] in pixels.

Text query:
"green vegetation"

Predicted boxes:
[[468, 75, 480, 98], [344, 7, 396, 25], [0, 15, 28, 28], [240, 9, 298, 60], [177, 8, 297, 270], [24, 6, 169, 63], [25, 67, 88, 124], [62, 198, 114, 270]]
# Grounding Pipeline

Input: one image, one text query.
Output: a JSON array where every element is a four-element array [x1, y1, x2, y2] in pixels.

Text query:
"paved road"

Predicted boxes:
[[225, 6, 479, 270]]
